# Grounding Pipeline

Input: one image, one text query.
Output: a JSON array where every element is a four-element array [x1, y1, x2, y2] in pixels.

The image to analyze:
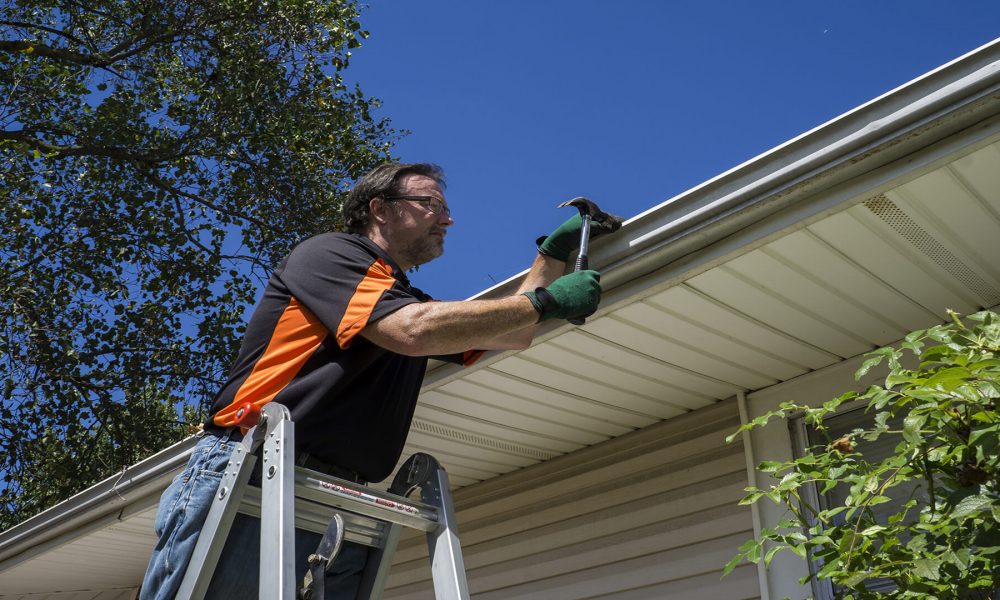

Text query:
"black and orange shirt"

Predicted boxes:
[[206, 232, 446, 483]]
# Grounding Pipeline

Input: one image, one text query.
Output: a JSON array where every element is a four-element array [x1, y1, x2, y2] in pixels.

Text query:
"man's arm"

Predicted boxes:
[[481, 252, 567, 349], [360, 267, 602, 355], [359, 293, 541, 356]]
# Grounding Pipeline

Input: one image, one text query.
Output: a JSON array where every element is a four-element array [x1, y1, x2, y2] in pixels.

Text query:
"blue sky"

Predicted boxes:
[[346, 1, 1000, 301]]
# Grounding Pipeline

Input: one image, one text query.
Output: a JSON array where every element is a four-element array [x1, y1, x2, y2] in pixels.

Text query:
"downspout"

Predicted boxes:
[[737, 390, 771, 600]]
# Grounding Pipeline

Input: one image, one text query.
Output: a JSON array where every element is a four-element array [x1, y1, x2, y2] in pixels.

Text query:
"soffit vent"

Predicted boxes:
[[864, 194, 1000, 306], [410, 419, 561, 461]]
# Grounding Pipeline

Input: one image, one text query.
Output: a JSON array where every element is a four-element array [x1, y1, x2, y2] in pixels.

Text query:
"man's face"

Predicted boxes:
[[382, 174, 453, 268]]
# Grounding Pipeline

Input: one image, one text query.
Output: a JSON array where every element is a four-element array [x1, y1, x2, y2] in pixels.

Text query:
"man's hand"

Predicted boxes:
[[536, 210, 624, 262], [523, 270, 602, 322]]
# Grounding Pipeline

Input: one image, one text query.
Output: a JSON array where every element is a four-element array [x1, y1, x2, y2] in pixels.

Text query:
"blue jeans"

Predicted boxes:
[[140, 431, 368, 599]]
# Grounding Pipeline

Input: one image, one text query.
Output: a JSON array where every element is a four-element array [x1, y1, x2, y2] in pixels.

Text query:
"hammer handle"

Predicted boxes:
[[568, 215, 592, 325], [567, 255, 588, 325]]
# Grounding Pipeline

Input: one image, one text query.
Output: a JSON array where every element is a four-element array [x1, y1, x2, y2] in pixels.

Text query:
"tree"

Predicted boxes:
[[0, 0, 398, 528], [726, 310, 1000, 598]]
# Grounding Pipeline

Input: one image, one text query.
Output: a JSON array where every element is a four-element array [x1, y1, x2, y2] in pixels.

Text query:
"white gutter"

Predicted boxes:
[[0, 436, 195, 568]]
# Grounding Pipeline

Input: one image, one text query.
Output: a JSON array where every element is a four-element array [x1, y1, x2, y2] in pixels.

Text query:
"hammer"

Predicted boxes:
[[557, 197, 618, 325]]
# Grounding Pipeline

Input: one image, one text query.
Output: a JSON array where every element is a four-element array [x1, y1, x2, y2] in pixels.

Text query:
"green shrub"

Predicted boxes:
[[727, 310, 1000, 599]]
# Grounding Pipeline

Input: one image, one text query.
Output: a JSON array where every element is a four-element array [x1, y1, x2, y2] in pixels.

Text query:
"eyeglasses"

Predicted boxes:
[[383, 195, 451, 217]]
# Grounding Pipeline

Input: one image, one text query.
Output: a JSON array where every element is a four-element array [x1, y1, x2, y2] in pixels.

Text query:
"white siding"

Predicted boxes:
[[384, 400, 758, 600]]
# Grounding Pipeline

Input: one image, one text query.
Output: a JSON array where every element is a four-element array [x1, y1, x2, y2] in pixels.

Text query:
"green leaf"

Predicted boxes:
[[926, 366, 973, 390], [912, 558, 942, 581], [921, 344, 956, 362], [860, 525, 887, 535], [886, 371, 917, 387], [906, 534, 928, 552], [816, 557, 842, 579], [840, 571, 870, 587], [867, 387, 894, 410], [866, 495, 892, 507], [721, 554, 745, 578], [763, 544, 783, 567], [976, 380, 1000, 398], [856, 355, 884, 379], [757, 460, 785, 472], [953, 494, 992, 519], [968, 424, 1000, 454], [903, 413, 927, 445], [942, 548, 970, 570], [740, 538, 761, 563]]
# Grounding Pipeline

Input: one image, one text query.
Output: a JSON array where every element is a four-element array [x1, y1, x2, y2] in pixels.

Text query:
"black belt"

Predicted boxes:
[[204, 427, 366, 485], [296, 453, 367, 485]]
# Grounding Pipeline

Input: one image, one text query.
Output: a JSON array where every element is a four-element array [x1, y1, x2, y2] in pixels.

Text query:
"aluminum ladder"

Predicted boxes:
[[174, 402, 470, 599]]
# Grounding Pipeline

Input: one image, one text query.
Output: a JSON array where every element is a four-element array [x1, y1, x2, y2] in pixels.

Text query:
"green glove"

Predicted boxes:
[[537, 214, 584, 262], [536, 210, 624, 262], [523, 270, 602, 322]]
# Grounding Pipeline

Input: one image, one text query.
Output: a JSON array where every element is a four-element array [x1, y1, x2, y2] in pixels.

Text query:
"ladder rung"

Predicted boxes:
[[238, 487, 391, 548], [293, 468, 440, 532]]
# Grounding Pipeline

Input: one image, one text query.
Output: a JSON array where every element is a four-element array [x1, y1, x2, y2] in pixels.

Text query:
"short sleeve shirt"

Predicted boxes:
[[206, 232, 448, 483]]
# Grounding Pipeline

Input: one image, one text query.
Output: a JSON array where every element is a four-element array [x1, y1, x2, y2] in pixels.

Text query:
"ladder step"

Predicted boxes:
[[238, 487, 390, 548], [294, 468, 440, 532]]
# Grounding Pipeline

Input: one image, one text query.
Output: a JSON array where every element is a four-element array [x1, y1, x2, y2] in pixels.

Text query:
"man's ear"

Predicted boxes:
[[369, 197, 387, 224]]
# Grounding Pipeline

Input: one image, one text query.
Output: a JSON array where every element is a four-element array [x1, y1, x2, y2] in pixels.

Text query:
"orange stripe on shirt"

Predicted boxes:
[[213, 298, 327, 428], [462, 350, 485, 366], [336, 258, 396, 349]]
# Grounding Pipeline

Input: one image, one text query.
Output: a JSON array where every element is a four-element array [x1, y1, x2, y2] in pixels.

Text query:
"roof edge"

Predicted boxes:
[[0, 437, 195, 566]]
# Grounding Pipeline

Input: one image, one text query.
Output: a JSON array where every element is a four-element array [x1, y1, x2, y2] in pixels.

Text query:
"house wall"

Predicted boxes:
[[382, 400, 760, 600]]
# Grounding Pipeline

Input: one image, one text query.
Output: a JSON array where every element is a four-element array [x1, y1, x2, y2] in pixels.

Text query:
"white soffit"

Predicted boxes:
[[403, 137, 1000, 489], [0, 507, 158, 597]]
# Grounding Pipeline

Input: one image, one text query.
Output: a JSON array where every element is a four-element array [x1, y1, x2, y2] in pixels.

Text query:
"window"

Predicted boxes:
[[793, 405, 918, 599]]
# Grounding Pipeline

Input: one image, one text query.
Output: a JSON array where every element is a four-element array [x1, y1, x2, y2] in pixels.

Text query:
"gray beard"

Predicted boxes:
[[401, 236, 444, 267]]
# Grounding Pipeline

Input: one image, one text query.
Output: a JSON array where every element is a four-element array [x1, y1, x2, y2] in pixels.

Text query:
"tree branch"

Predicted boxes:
[[0, 40, 103, 66], [0, 129, 186, 162], [0, 20, 97, 50], [138, 167, 278, 234], [0, 26, 202, 72]]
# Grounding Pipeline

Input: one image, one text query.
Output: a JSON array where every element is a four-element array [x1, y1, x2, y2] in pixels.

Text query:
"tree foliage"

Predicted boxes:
[[726, 310, 1000, 598], [0, 0, 397, 527]]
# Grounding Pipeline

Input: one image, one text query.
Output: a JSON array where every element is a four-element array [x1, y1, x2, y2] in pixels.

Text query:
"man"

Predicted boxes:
[[140, 162, 609, 599]]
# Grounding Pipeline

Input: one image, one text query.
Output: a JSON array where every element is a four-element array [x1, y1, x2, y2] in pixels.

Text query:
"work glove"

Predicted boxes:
[[523, 270, 602, 322], [536, 202, 624, 262]]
